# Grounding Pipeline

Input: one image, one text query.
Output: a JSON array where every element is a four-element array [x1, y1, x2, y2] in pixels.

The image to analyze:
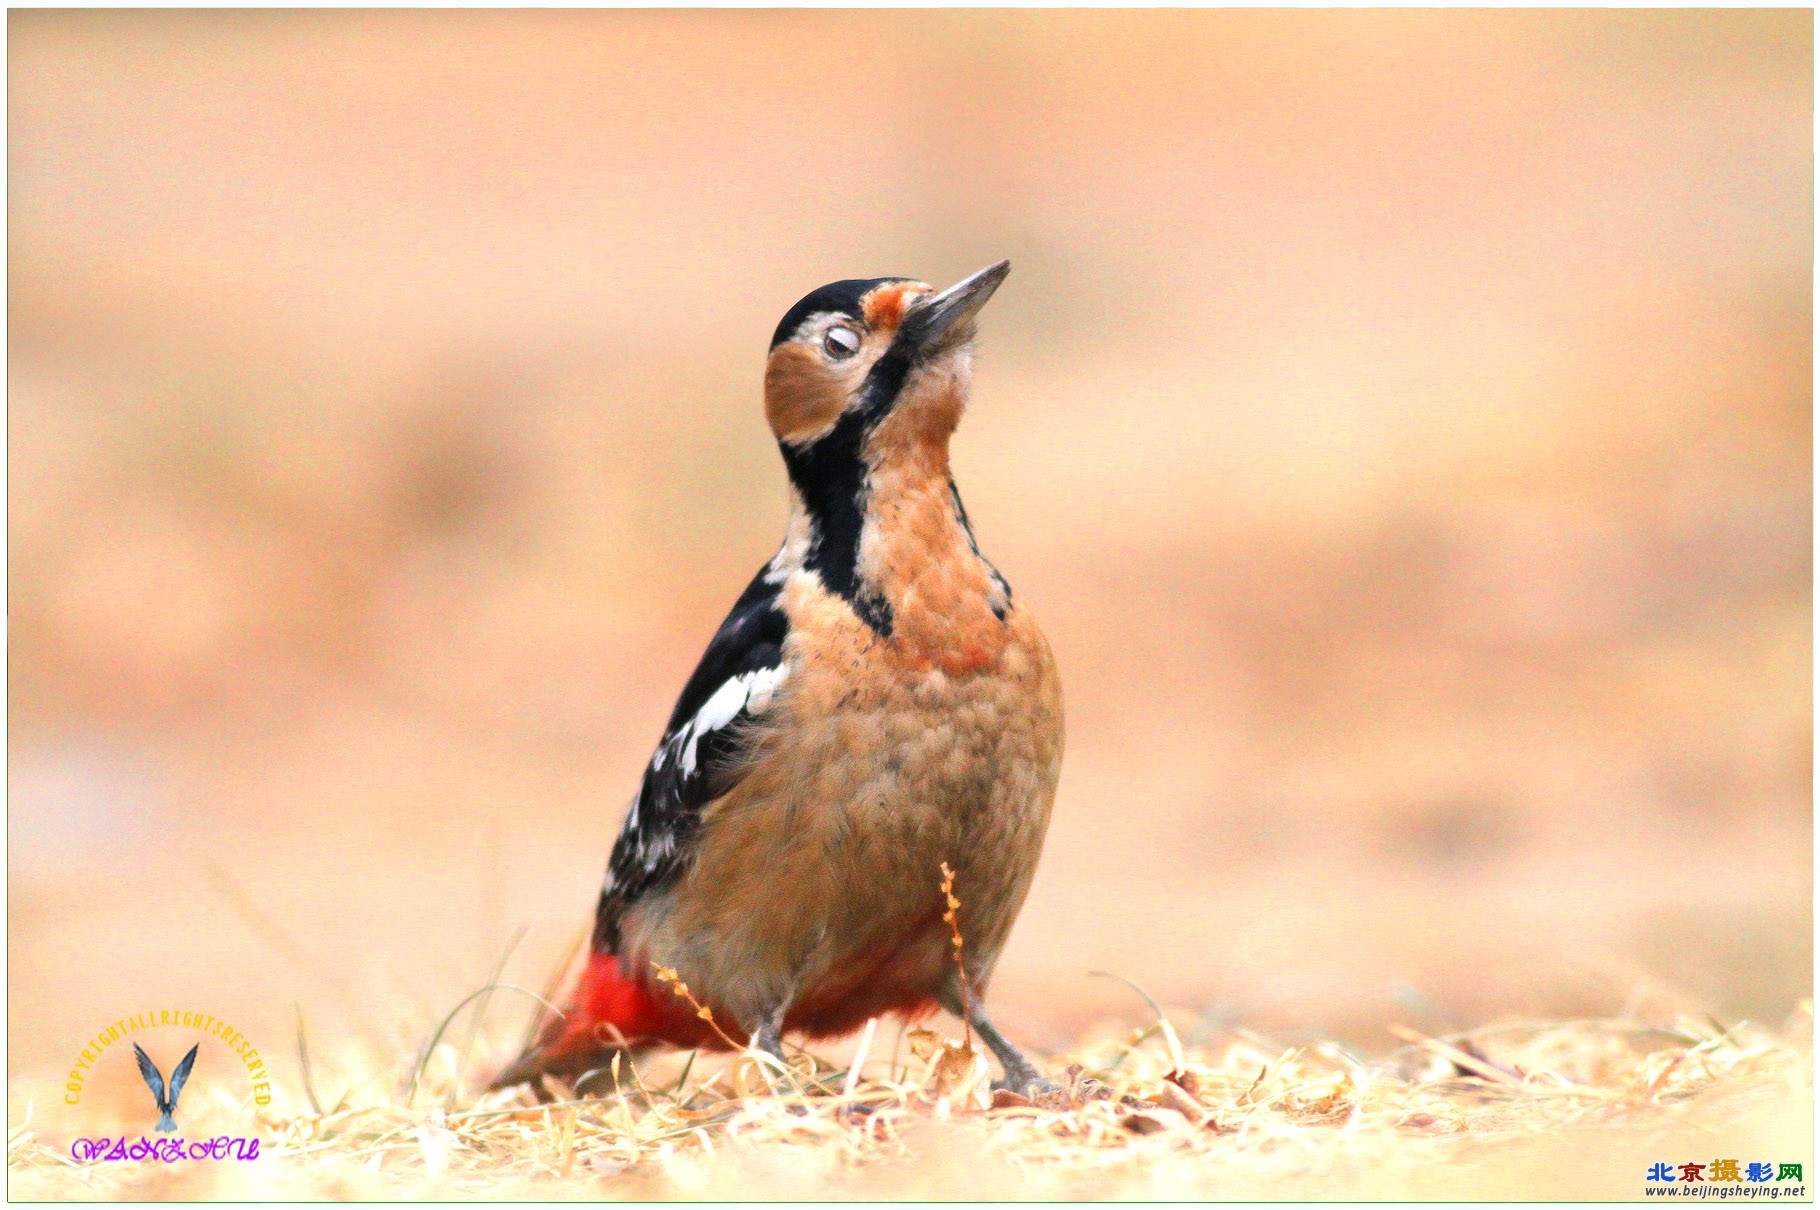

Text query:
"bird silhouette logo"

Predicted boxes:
[[132, 1043, 199, 1133]]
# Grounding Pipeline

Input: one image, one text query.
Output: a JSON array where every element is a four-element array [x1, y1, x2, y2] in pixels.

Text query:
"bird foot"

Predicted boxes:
[[990, 1073, 1067, 1109], [990, 1068, 1157, 1113]]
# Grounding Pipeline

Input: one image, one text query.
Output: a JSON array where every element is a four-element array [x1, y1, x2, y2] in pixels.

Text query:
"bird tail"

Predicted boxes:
[[489, 951, 723, 1093], [155, 1112, 176, 1133]]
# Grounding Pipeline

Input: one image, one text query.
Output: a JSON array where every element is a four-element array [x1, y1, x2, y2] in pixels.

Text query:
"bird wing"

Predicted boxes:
[[132, 1043, 167, 1112], [596, 566, 789, 945], [165, 1044, 200, 1113]]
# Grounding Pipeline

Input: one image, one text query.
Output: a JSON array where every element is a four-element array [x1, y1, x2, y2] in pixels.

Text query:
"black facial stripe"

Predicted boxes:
[[769, 277, 914, 349], [777, 346, 917, 637]]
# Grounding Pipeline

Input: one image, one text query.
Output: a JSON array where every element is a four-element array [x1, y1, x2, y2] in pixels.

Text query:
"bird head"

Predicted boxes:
[[763, 261, 1010, 468]]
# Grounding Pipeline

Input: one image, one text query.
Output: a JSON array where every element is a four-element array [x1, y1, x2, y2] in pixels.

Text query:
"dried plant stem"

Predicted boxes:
[[409, 984, 563, 1108], [294, 1002, 324, 1116], [1087, 969, 1186, 1075], [652, 964, 746, 1052], [939, 862, 972, 1048], [844, 1016, 880, 1098]]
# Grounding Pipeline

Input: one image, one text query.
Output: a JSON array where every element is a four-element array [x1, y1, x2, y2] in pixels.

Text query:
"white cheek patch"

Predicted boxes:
[[789, 310, 846, 345]]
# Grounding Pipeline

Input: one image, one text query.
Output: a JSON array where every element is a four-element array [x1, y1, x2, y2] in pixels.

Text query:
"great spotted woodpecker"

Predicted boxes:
[[494, 261, 1062, 1096]]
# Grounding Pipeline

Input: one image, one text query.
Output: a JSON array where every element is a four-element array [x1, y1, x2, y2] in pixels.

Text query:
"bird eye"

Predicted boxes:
[[823, 327, 861, 359]]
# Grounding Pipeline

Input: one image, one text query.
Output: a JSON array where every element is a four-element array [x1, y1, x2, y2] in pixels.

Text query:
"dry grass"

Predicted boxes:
[[6, 16, 1810, 1201], [11, 1000, 1810, 1201]]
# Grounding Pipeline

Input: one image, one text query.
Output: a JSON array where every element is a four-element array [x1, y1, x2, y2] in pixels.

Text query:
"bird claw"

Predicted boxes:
[[991, 1071, 1158, 1113], [991, 1074, 1069, 1109]]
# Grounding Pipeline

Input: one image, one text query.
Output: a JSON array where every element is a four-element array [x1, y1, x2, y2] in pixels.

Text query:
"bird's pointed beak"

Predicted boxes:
[[897, 259, 1011, 355]]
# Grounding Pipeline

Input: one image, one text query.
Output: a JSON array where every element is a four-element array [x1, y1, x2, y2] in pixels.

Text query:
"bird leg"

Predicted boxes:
[[745, 1001, 795, 1095], [972, 1012, 1057, 1097], [752, 1014, 786, 1065], [941, 993, 1058, 1098]]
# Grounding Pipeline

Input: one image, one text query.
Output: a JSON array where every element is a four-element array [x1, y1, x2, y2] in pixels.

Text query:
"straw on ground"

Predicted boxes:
[[10, 1001, 1809, 1200]]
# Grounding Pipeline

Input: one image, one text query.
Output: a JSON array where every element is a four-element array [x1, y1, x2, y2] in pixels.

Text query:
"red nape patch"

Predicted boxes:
[[537, 953, 737, 1064]]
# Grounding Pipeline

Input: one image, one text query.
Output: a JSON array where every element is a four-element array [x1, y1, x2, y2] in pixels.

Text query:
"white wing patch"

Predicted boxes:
[[606, 664, 787, 896], [596, 562, 793, 933], [650, 665, 788, 778]]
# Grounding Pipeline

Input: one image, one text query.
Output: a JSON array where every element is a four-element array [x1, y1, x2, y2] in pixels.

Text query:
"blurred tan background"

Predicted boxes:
[[9, 9, 1811, 1105]]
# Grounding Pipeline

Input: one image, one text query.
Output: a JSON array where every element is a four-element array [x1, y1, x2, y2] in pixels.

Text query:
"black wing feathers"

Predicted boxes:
[[660, 570, 788, 736], [594, 567, 788, 950]]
